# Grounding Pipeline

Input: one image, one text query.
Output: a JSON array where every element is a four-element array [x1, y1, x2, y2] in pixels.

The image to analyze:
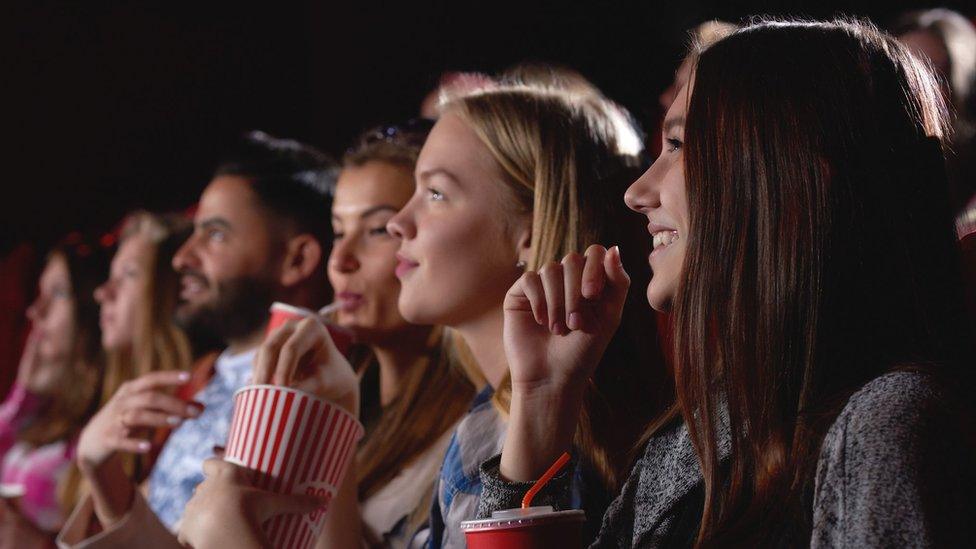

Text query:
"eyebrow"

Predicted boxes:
[[663, 117, 686, 134], [197, 217, 232, 231], [331, 205, 399, 221], [416, 168, 460, 185]]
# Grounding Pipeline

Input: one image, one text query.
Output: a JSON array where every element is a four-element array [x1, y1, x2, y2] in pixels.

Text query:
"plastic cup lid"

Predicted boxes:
[[460, 506, 585, 531]]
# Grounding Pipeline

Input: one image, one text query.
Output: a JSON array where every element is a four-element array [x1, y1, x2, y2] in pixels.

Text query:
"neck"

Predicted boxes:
[[370, 325, 433, 407], [454, 305, 508, 389], [226, 327, 265, 355]]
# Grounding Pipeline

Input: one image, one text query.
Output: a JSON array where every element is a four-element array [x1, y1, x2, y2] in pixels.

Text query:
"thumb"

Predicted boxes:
[[256, 491, 328, 522]]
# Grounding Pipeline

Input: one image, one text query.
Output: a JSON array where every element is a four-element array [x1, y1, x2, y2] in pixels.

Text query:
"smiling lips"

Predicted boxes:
[[180, 275, 208, 300], [394, 254, 419, 278], [648, 222, 679, 257]]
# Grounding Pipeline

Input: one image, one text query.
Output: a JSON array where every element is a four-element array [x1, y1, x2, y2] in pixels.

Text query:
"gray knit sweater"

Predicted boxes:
[[477, 372, 975, 547]]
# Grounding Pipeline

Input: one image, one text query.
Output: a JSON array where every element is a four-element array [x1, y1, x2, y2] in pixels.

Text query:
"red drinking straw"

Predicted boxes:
[[521, 451, 571, 509]]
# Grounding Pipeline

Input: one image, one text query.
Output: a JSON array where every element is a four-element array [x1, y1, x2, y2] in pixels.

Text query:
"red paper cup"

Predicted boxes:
[[266, 302, 353, 355], [224, 385, 364, 549], [461, 506, 585, 549]]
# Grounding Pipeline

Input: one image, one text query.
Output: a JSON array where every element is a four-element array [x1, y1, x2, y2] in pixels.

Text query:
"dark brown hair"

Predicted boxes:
[[674, 18, 972, 545]]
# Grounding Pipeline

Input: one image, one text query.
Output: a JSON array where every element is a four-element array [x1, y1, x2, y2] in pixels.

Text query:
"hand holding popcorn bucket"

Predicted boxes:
[[223, 302, 363, 549]]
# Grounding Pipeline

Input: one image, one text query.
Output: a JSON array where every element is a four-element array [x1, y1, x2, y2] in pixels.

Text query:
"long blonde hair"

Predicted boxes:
[[59, 211, 193, 511], [100, 212, 194, 404], [440, 70, 671, 490]]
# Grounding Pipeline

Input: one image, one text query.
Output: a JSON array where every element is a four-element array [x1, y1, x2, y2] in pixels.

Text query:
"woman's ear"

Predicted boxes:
[[279, 234, 323, 288]]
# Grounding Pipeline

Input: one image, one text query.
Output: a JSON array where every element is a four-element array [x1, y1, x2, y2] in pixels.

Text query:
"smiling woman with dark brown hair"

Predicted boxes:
[[484, 17, 975, 547]]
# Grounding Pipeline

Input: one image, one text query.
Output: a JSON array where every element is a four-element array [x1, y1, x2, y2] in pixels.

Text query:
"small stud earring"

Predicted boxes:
[[516, 260, 527, 270]]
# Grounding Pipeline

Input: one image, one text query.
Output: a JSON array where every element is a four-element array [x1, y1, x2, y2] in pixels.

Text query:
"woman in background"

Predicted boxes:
[[892, 8, 976, 230], [0, 236, 107, 546], [56, 211, 194, 521]]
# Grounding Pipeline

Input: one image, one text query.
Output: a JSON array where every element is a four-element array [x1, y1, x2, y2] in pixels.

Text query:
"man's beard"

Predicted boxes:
[[175, 275, 276, 344]]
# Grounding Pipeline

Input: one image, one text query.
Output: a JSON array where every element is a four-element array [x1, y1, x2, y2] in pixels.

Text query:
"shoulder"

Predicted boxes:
[[826, 371, 950, 446], [813, 372, 975, 546]]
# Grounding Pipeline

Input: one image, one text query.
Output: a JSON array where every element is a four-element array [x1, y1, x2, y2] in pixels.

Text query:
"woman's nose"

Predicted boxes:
[[386, 199, 417, 240], [94, 281, 110, 303], [624, 163, 663, 214], [329, 242, 361, 274]]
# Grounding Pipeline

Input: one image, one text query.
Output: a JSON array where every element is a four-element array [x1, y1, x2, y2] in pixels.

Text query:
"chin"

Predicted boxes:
[[397, 293, 446, 326], [646, 281, 674, 313]]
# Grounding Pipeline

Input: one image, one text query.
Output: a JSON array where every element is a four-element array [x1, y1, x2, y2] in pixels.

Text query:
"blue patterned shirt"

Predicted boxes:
[[147, 348, 255, 530], [427, 386, 505, 549], [425, 387, 590, 549]]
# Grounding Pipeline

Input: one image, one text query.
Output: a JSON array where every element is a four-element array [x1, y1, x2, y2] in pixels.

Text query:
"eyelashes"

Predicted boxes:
[[664, 137, 683, 153]]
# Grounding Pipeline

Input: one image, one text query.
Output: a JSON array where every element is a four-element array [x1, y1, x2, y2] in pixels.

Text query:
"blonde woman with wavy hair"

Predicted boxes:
[[58, 212, 194, 514]]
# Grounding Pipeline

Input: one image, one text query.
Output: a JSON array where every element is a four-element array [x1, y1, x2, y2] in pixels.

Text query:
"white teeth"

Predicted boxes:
[[184, 279, 204, 294], [652, 231, 679, 250]]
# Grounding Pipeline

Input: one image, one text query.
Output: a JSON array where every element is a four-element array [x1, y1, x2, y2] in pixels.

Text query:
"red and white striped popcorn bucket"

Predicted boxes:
[[224, 384, 364, 549]]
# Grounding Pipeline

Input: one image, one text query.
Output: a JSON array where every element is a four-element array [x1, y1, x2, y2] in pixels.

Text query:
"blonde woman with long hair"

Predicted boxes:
[[57, 212, 194, 534]]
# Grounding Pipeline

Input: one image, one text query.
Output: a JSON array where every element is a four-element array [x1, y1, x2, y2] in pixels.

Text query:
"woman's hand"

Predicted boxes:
[[75, 370, 200, 526], [253, 317, 359, 417], [504, 245, 630, 390], [76, 370, 198, 469], [500, 245, 630, 482], [177, 459, 326, 549]]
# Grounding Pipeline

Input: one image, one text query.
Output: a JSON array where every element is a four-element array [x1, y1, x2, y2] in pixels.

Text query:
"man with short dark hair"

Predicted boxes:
[[58, 132, 336, 547]]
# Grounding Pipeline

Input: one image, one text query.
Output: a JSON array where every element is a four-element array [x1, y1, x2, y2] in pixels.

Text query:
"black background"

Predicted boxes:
[[5, 1, 972, 252]]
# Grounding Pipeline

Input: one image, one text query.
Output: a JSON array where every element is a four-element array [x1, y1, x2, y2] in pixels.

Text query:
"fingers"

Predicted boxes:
[[124, 370, 191, 395], [562, 253, 584, 330], [253, 320, 298, 385], [273, 318, 329, 386], [112, 436, 153, 454], [126, 391, 201, 419], [602, 245, 631, 303], [119, 409, 185, 429], [539, 262, 566, 335], [202, 458, 248, 483], [506, 271, 547, 324], [581, 245, 608, 300], [256, 491, 328, 522]]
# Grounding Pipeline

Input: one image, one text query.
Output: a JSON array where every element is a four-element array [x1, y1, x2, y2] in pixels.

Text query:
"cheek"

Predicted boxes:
[[41, 302, 76, 356], [404, 211, 516, 322], [363, 254, 404, 312]]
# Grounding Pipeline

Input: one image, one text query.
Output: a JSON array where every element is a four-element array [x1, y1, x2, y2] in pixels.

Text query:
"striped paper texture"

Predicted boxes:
[[224, 385, 364, 549]]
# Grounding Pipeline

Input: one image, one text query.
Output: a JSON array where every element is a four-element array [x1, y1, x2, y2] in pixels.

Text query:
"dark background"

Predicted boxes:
[[6, 0, 973, 252]]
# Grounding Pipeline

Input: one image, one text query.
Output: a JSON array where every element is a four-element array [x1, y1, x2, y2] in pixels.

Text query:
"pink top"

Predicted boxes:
[[0, 383, 74, 532]]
